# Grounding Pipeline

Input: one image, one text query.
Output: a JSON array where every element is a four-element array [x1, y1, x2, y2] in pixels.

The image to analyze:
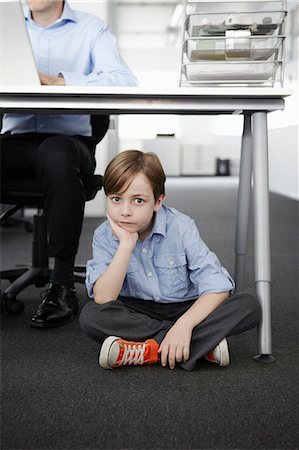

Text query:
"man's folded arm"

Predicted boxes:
[[59, 28, 138, 87]]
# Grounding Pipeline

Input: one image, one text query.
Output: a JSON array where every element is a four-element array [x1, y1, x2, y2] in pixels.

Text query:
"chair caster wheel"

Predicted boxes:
[[3, 294, 25, 315]]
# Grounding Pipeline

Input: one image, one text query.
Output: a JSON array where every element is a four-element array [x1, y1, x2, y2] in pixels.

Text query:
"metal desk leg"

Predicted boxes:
[[252, 111, 275, 363], [234, 114, 252, 292]]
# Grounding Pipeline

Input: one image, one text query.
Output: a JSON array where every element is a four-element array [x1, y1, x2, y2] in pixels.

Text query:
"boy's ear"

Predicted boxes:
[[154, 194, 165, 212]]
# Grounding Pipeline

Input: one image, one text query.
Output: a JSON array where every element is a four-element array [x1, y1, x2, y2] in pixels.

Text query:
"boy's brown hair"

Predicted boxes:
[[103, 150, 166, 201]]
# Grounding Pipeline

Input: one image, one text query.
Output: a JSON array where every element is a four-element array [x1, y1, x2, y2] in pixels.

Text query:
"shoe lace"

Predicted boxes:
[[118, 342, 147, 366]]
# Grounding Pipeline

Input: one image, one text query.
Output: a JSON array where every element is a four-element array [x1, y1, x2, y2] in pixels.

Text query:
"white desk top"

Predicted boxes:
[[0, 86, 292, 115], [0, 85, 292, 98]]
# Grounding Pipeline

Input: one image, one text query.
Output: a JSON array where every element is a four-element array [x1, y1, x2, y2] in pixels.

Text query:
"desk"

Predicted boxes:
[[0, 85, 292, 361]]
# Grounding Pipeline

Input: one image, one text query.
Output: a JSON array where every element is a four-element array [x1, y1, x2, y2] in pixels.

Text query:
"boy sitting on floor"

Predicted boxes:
[[80, 150, 261, 370]]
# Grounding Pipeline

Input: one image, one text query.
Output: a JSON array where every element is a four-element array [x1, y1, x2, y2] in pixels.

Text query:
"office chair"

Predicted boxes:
[[0, 114, 109, 315]]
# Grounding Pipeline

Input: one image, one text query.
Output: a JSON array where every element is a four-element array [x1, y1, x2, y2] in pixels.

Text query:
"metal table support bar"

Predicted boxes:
[[234, 113, 253, 293], [252, 112, 276, 362]]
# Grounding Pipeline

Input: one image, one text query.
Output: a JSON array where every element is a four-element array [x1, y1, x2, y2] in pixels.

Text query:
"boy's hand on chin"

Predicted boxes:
[[106, 213, 138, 247]]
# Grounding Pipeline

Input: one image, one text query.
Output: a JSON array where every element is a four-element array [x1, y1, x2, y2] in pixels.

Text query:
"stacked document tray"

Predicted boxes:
[[179, 0, 287, 86]]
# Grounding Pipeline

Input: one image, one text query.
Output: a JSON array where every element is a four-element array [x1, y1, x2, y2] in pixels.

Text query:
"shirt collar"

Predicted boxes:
[[149, 205, 167, 239], [24, 1, 77, 25]]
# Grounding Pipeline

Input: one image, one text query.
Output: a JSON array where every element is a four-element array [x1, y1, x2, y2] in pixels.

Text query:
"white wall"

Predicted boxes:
[[267, 1, 299, 199], [77, 1, 298, 212], [68, 1, 107, 18], [116, 1, 299, 201], [267, 85, 299, 200], [268, 126, 299, 199]]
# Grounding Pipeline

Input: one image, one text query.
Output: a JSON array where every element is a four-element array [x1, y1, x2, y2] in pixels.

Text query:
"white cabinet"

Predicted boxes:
[[181, 144, 216, 175], [142, 137, 181, 176]]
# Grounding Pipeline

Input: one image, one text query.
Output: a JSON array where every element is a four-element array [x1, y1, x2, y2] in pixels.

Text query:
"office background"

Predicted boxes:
[[66, 0, 298, 220], [1, 2, 298, 449]]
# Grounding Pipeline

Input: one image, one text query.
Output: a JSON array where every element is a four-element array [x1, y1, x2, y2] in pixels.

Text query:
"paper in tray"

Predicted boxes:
[[188, 12, 285, 37], [186, 35, 283, 62], [184, 62, 279, 82]]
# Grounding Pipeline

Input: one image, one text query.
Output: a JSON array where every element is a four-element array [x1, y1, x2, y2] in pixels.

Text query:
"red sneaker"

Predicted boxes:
[[99, 336, 159, 369], [204, 338, 230, 367]]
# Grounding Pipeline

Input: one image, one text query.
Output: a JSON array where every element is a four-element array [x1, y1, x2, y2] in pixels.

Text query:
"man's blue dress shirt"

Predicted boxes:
[[2, 1, 137, 136], [86, 205, 235, 303]]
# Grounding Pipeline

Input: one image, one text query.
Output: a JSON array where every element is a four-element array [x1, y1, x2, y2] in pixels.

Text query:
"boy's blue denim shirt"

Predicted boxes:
[[86, 205, 235, 303]]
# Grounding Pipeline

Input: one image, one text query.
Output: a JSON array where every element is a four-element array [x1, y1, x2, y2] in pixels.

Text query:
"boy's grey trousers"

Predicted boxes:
[[80, 292, 261, 370]]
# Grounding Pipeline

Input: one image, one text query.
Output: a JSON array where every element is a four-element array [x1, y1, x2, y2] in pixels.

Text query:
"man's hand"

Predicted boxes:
[[158, 320, 193, 369], [39, 72, 65, 86], [106, 213, 138, 249]]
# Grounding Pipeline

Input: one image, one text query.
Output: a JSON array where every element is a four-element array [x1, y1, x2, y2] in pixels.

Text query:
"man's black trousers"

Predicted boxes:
[[1, 132, 96, 259]]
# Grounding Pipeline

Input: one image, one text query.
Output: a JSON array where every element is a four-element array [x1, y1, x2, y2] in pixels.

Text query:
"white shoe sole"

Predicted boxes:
[[99, 336, 120, 369], [218, 338, 230, 367]]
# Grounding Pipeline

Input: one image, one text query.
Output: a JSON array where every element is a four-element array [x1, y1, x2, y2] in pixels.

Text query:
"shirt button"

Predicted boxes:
[[169, 259, 174, 266], [147, 271, 153, 277], [142, 248, 147, 254], [155, 296, 160, 302]]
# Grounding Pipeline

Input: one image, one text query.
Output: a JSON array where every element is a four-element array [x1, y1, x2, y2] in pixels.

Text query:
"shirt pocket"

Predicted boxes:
[[154, 253, 189, 298]]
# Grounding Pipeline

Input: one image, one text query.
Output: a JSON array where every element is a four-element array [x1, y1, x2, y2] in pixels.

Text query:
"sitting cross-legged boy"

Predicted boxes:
[[80, 150, 261, 371]]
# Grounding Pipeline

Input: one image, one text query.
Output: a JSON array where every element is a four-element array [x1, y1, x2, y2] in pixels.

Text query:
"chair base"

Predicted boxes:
[[1, 172, 103, 315], [1, 204, 33, 232], [1, 266, 50, 315], [1, 264, 87, 315]]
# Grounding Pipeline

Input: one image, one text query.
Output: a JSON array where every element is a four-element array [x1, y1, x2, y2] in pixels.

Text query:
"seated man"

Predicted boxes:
[[0, 0, 137, 328]]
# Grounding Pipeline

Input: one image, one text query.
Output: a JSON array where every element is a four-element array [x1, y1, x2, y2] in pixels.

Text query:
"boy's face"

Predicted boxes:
[[106, 172, 164, 241]]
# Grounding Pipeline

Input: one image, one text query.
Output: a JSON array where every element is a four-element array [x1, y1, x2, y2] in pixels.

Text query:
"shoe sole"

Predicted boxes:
[[30, 318, 73, 328], [30, 307, 78, 329], [99, 335, 120, 369], [218, 338, 230, 367]]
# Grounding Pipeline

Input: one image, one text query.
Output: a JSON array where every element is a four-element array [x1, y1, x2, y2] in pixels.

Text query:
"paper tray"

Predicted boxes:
[[186, 36, 284, 61], [187, 11, 285, 37], [183, 61, 280, 82]]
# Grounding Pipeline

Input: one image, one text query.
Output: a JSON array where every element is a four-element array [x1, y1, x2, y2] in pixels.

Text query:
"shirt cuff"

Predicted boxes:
[[85, 267, 103, 298], [198, 267, 235, 297], [59, 71, 87, 86]]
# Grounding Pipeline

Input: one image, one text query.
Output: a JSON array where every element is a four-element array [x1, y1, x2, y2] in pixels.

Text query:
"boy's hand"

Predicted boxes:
[[158, 320, 192, 369], [106, 213, 138, 248]]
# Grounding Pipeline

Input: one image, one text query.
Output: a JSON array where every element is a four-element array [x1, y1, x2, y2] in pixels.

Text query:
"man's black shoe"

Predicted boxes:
[[31, 282, 79, 328]]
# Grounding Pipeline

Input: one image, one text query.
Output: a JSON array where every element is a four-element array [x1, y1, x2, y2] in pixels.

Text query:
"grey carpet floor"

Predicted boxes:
[[1, 178, 298, 450]]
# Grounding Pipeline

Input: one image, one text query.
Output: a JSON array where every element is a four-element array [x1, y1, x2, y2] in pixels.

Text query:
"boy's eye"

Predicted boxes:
[[135, 198, 144, 205], [111, 196, 121, 203]]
